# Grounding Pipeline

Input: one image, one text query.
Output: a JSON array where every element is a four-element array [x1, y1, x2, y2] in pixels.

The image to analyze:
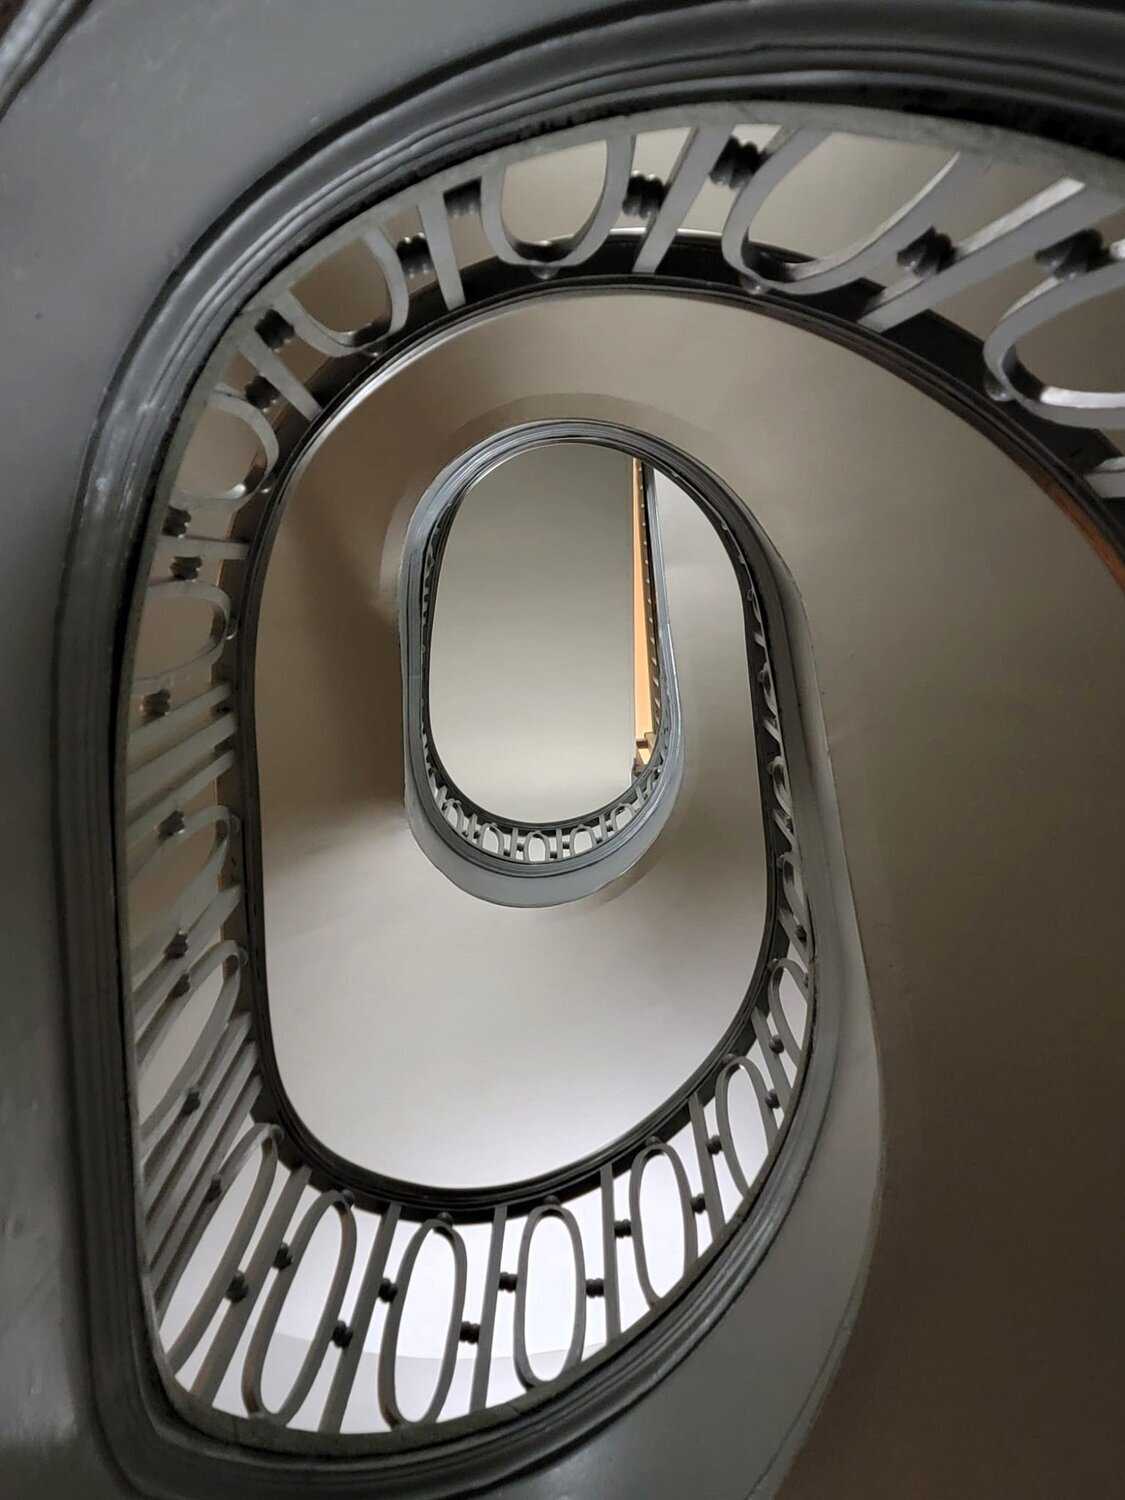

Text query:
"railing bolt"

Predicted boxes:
[[623, 172, 666, 221], [204, 1174, 223, 1204], [226, 1272, 249, 1303], [377, 1278, 398, 1304], [171, 555, 203, 582], [896, 227, 954, 277], [337, 1190, 355, 1211], [585, 1278, 605, 1298], [332, 1320, 353, 1349], [1035, 228, 1105, 279], [158, 810, 186, 839], [273, 1242, 293, 1271], [769, 1034, 785, 1054], [436, 1210, 453, 1225], [245, 376, 277, 412], [497, 1271, 518, 1292], [446, 181, 481, 218], [142, 688, 172, 718], [397, 234, 434, 279], [691, 1194, 706, 1216], [458, 1321, 480, 1345], [710, 137, 760, 190], [257, 309, 295, 351], [169, 974, 191, 1000], [707, 1135, 723, 1157], [181, 1087, 201, 1118], [613, 1219, 632, 1239], [765, 1089, 781, 1110], [161, 507, 190, 540], [164, 931, 190, 962]]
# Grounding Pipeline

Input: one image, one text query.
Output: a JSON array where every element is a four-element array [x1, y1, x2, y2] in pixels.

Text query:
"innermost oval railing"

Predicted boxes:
[[403, 450, 684, 904]]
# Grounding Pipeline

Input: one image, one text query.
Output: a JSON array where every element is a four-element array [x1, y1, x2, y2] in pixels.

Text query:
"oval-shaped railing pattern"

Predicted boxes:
[[115, 104, 1124, 1454], [127, 471, 811, 1439]]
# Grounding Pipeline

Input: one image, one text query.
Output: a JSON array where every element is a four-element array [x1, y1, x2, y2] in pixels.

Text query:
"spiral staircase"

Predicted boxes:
[[1, 3, 1123, 1497]]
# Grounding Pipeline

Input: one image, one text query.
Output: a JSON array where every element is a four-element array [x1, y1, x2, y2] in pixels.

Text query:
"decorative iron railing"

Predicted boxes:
[[127, 486, 809, 1441], [114, 101, 1123, 1455]]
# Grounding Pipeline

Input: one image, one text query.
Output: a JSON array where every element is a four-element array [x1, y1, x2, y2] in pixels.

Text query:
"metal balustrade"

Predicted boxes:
[[128, 506, 809, 1441], [113, 103, 1124, 1454]]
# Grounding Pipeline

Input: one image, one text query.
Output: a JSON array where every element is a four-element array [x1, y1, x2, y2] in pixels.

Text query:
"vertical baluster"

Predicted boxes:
[[147, 1071, 261, 1293], [689, 1093, 725, 1242], [160, 1125, 278, 1356], [242, 1191, 358, 1424], [239, 328, 322, 421], [192, 1164, 311, 1403], [599, 1164, 622, 1342], [715, 1058, 779, 1200], [469, 1204, 508, 1413], [633, 124, 733, 274], [145, 1037, 258, 1267], [751, 1007, 793, 1110], [628, 1142, 697, 1310], [377, 1219, 468, 1427], [319, 1201, 401, 1433], [513, 1204, 586, 1388], [418, 193, 466, 311]]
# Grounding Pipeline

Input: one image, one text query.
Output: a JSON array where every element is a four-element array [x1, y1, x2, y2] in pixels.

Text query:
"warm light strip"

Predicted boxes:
[[632, 459, 658, 769]]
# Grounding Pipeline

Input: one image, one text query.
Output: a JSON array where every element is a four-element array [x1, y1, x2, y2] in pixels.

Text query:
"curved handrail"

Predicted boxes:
[[91, 100, 1123, 1458], [124, 431, 815, 1439]]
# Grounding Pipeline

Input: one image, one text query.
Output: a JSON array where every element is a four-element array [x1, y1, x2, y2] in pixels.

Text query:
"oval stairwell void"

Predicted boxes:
[[9, 14, 1123, 1499]]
